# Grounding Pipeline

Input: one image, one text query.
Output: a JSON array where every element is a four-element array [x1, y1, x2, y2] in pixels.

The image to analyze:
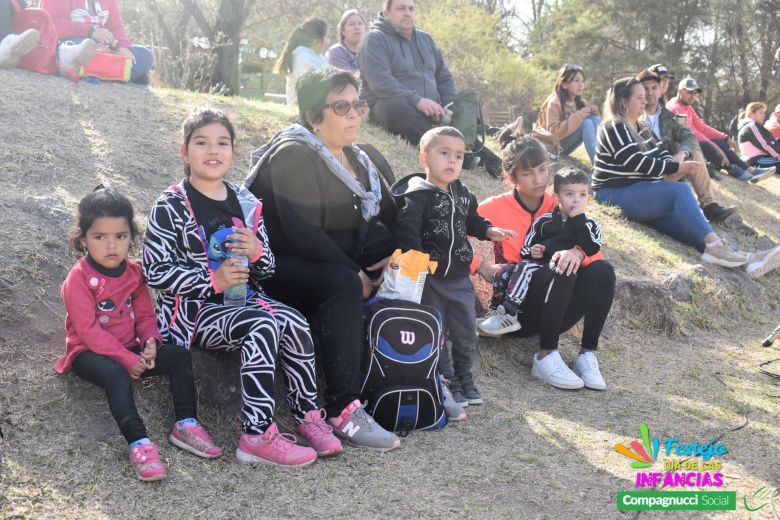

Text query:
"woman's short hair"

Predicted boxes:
[[337, 9, 366, 43], [296, 67, 361, 130]]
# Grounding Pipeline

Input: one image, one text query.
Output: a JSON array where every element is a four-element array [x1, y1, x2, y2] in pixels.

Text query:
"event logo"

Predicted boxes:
[[614, 423, 658, 469], [743, 487, 772, 512]]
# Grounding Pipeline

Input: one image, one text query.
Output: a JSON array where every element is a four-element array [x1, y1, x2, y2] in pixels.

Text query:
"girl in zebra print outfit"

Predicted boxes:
[[143, 107, 342, 467]]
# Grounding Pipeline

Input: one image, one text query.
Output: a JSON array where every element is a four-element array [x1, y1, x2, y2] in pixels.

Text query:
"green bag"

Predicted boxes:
[[448, 91, 485, 152]]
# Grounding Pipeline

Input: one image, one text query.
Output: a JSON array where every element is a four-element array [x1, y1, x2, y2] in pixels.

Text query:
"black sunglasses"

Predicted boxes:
[[322, 100, 368, 116]]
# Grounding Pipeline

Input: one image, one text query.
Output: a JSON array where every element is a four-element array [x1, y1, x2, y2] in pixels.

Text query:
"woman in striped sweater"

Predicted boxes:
[[592, 77, 751, 268]]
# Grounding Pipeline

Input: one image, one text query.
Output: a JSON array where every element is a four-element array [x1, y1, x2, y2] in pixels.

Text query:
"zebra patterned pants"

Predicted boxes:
[[192, 293, 318, 434]]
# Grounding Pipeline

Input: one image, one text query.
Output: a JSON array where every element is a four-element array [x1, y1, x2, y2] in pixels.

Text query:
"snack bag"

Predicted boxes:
[[376, 249, 438, 304]]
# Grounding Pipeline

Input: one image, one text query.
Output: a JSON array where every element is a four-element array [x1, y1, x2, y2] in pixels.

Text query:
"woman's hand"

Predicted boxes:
[[475, 262, 499, 282], [677, 160, 704, 176], [117, 46, 136, 64], [358, 270, 374, 299], [91, 27, 117, 47], [226, 227, 262, 261], [551, 248, 583, 276], [589, 105, 600, 116], [486, 227, 517, 242], [141, 338, 157, 371], [364, 257, 390, 291], [578, 106, 592, 118], [213, 257, 250, 292]]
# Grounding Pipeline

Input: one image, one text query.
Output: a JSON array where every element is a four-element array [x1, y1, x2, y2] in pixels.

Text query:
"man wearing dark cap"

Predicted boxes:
[[637, 70, 737, 223], [648, 64, 675, 104], [668, 77, 776, 183]]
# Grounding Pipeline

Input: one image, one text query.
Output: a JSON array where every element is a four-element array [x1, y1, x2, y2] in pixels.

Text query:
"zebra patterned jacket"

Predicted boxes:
[[142, 180, 275, 348]]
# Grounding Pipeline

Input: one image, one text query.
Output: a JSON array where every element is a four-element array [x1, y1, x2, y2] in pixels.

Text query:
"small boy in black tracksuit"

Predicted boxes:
[[392, 126, 515, 411], [478, 167, 604, 337]]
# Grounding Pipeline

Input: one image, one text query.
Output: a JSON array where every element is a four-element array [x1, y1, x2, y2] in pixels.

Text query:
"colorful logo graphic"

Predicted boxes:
[[743, 486, 772, 512], [614, 423, 658, 469]]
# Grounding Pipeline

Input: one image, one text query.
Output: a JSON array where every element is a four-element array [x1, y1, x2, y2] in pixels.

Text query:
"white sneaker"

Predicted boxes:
[[477, 305, 521, 337], [746, 245, 780, 278], [57, 38, 97, 72], [701, 240, 749, 268], [531, 351, 584, 390], [0, 29, 40, 69], [572, 351, 607, 390]]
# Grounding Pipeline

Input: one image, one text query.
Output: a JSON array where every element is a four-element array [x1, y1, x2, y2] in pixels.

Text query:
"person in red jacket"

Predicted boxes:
[[667, 78, 775, 183], [58, 185, 220, 482], [40, 0, 152, 83]]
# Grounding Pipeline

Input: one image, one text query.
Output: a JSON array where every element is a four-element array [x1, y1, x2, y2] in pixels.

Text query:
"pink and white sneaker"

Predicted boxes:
[[236, 423, 317, 467], [129, 443, 167, 482], [295, 409, 343, 457], [169, 423, 222, 458]]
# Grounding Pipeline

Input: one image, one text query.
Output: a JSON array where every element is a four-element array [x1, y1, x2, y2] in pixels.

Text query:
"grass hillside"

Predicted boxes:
[[1, 69, 779, 519]]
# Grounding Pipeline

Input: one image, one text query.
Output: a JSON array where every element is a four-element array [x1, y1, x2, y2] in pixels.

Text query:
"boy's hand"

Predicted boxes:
[[226, 227, 262, 261], [141, 338, 157, 370], [129, 358, 147, 380], [530, 244, 546, 259], [567, 203, 585, 218], [486, 227, 517, 242], [475, 262, 499, 282]]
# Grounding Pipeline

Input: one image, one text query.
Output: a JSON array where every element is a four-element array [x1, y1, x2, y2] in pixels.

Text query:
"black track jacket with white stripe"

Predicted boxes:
[[520, 208, 604, 267]]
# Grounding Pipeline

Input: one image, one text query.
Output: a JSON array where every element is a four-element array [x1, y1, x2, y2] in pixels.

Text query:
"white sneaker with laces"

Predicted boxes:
[[531, 351, 584, 390], [477, 305, 521, 337], [57, 38, 96, 72], [0, 29, 40, 69], [746, 245, 780, 278], [701, 240, 749, 268], [572, 351, 607, 390]]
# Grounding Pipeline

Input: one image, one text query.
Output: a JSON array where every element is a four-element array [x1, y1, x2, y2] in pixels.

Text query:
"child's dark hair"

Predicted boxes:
[[419, 126, 465, 153], [181, 107, 236, 178], [553, 167, 590, 194], [497, 124, 548, 181], [68, 184, 139, 256]]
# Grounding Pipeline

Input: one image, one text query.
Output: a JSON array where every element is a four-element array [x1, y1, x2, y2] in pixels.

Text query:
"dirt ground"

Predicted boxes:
[[1, 70, 779, 519]]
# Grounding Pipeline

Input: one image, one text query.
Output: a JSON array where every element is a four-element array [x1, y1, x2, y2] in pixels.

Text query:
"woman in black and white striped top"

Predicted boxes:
[[592, 77, 755, 269]]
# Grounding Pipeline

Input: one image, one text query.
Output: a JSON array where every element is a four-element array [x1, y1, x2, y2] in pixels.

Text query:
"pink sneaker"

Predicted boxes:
[[129, 443, 167, 482], [295, 409, 343, 457], [169, 423, 222, 458], [236, 423, 317, 467]]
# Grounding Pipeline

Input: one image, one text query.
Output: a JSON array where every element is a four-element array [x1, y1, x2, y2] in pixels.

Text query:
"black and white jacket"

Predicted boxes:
[[520, 208, 602, 263], [142, 181, 275, 348], [392, 173, 491, 279]]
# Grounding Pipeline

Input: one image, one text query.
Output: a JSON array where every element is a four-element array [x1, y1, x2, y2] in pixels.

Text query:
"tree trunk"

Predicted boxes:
[[210, 0, 254, 95]]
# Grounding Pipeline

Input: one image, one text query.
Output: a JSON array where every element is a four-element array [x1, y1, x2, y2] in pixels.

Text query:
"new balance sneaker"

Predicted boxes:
[[57, 38, 96, 74], [477, 305, 521, 337], [749, 166, 776, 184], [441, 379, 467, 421], [463, 384, 483, 405], [0, 29, 40, 69], [701, 240, 749, 268], [572, 351, 607, 390], [236, 423, 317, 467], [327, 400, 400, 452], [129, 442, 167, 482], [169, 422, 222, 458], [531, 351, 584, 390], [745, 245, 780, 278], [295, 409, 343, 457]]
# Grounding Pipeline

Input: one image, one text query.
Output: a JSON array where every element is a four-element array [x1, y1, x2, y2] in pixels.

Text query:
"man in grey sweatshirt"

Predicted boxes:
[[357, 0, 455, 146]]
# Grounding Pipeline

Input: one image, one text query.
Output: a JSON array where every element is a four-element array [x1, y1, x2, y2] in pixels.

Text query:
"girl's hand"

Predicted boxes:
[[589, 105, 600, 116], [91, 27, 117, 47], [141, 338, 157, 370], [486, 227, 517, 242], [578, 106, 592, 118], [358, 270, 374, 299], [213, 258, 250, 292], [476, 262, 499, 282], [117, 47, 136, 64], [226, 227, 262, 261], [364, 257, 390, 290], [551, 248, 583, 276], [129, 358, 147, 380], [530, 244, 546, 259]]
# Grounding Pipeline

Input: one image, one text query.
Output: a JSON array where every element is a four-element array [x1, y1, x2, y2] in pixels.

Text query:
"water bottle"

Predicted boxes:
[[223, 252, 248, 307]]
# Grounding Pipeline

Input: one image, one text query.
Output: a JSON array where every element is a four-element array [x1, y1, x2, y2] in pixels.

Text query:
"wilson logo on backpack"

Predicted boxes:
[[399, 331, 415, 345]]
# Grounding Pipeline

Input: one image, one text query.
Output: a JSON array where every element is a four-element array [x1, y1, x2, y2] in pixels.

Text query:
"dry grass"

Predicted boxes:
[[1, 69, 779, 519]]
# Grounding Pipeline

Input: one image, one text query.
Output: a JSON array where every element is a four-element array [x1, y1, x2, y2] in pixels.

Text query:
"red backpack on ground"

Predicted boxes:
[[10, 0, 58, 75]]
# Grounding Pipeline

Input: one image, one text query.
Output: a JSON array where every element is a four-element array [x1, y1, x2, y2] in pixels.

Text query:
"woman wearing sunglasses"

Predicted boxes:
[[537, 64, 601, 163], [245, 67, 401, 452]]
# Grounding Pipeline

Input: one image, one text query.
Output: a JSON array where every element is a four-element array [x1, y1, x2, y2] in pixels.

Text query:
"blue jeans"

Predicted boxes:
[[60, 38, 153, 83], [595, 181, 712, 252], [560, 115, 600, 163]]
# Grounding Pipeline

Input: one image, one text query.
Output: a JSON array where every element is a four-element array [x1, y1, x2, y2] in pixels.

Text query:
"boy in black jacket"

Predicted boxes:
[[392, 126, 515, 409]]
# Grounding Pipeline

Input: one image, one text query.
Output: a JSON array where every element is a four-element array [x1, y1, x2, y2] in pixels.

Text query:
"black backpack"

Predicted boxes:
[[360, 298, 447, 434]]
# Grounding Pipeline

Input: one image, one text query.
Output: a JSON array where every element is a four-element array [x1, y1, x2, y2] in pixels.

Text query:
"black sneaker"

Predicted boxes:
[[706, 163, 722, 181], [463, 384, 483, 405], [702, 202, 738, 224], [462, 153, 481, 171], [449, 382, 468, 407]]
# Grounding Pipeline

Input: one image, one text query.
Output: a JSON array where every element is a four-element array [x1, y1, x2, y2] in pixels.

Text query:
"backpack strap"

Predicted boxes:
[[356, 142, 395, 189]]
